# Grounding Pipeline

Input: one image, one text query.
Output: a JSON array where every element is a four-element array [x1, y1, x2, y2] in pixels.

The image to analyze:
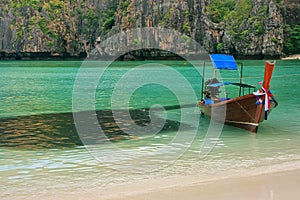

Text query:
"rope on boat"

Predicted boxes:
[[233, 99, 256, 122]]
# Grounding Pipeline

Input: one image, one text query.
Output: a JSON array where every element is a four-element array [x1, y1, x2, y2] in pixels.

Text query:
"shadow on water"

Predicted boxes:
[[0, 106, 194, 149]]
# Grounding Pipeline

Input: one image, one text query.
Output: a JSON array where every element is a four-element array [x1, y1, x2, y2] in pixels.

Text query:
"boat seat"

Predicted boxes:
[[204, 99, 214, 105], [219, 98, 231, 101]]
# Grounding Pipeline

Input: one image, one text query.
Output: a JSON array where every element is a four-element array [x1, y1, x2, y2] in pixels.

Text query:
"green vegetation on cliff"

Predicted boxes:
[[284, 25, 300, 55], [206, 0, 299, 55], [206, 0, 236, 23], [6, 0, 118, 55], [206, 0, 253, 24], [0, 0, 299, 58]]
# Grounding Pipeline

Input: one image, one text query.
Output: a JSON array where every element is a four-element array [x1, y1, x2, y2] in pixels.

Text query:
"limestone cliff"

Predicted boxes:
[[0, 0, 117, 58], [0, 0, 299, 59], [97, 0, 286, 59]]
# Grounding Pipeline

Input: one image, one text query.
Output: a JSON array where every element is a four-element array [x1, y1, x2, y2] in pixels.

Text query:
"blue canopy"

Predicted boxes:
[[210, 54, 238, 70]]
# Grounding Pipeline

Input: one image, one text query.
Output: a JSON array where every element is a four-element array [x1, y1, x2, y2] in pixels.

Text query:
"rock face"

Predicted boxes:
[[218, 0, 285, 57], [0, 5, 13, 52], [282, 0, 300, 26], [0, 0, 298, 59], [0, 0, 117, 59], [91, 0, 286, 59]]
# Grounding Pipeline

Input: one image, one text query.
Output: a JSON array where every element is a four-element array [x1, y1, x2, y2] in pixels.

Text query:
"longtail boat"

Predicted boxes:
[[198, 54, 278, 133]]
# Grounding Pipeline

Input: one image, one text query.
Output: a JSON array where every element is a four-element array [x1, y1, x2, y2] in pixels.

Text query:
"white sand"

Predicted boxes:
[[17, 168, 298, 200], [5, 162, 300, 200], [106, 169, 300, 200], [281, 54, 300, 60]]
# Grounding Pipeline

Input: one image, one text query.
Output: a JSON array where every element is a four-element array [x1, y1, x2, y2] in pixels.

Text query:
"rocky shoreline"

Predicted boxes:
[[0, 51, 283, 61], [0, 52, 87, 61]]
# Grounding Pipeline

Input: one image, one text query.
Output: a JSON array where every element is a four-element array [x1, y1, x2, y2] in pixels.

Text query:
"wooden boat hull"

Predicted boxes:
[[199, 94, 276, 133]]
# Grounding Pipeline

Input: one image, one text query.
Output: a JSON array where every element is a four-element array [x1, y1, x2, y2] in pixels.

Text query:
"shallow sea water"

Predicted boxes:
[[0, 60, 300, 199]]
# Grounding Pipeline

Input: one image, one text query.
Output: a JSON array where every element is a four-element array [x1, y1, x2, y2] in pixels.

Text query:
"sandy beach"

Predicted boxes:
[[281, 54, 300, 60], [24, 165, 300, 200], [100, 169, 300, 200]]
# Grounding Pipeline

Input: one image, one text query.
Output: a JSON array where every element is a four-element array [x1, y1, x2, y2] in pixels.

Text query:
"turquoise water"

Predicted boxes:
[[1, 60, 300, 198]]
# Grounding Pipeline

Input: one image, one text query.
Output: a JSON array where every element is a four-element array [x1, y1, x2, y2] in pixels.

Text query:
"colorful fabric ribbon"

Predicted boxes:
[[261, 87, 273, 120]]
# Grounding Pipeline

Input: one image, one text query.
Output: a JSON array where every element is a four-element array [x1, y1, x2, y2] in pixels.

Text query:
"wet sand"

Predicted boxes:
[[2, 165, 300, 200], [24, 168, 299, 200]]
